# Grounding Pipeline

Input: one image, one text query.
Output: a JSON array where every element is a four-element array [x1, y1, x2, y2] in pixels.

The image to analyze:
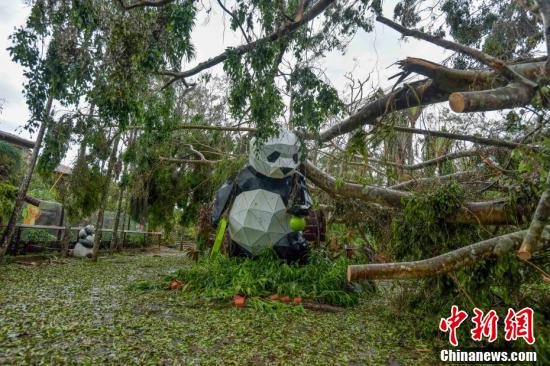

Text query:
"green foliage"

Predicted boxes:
[[0, 182, 18, 223], [0, 141, 22, 183], [390, 182, 478, 260], [289, 67, 343, 138], [166, 250, 362, 306], [20, 229, 57, 243]]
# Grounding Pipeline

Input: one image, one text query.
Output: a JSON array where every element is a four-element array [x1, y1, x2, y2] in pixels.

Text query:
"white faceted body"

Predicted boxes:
[[73, 242, 93, 258], [228, 189, 291, 256]]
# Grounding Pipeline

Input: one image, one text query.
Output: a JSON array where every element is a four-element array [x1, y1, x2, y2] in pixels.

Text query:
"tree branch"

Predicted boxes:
[[319, 59, 544, 142], [518, 169, 550, 260], [347, 226, 550, 281], [162, 0, 335, 88], [118, 0, 176, 10], [364, 121, 536, 150], [303, 160, 527, 225], [376, 16, 538, 88], [128, 124, 257, 132], [360, 147, 505, 171], [536, 0, 550, 72], [159, 156, 222, 165]]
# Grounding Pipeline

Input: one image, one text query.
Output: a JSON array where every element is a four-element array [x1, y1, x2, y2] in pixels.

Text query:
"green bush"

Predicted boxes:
[[0, 182, 17, 223], [165, 250, 363, 306]]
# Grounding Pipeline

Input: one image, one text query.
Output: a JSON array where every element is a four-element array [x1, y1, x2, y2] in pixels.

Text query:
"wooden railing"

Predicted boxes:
[[0, 224, 162, 254]]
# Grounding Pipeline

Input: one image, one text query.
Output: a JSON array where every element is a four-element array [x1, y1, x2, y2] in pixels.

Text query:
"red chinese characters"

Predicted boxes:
[[439, 305, 469, 346], [504, 307, 535, 345], [471, 308, 499, 342]]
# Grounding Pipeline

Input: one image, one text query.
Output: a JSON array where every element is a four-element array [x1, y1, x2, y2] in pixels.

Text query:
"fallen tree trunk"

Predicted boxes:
[[449, 83, 535, 113], [319, 59, 544, 142], [347, 226, 550, 281], [517, 170, 550, 260], [303, 160, 527, 225]]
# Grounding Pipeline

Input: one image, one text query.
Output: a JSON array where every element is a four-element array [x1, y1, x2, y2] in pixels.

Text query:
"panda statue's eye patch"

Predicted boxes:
[[267, 151, 280, 162], [293, 153, 298, 163]]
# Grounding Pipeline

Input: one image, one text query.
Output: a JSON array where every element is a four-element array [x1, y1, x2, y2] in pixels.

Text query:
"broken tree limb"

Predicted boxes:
[[318, 59, 543, 142], [449, 83, 535, 113], [303, 160, 527, 225], [376, 16, 538, 89], [518, 170, 550, 260], [162, 0, 335, 88], [347, 226, 550, 281]]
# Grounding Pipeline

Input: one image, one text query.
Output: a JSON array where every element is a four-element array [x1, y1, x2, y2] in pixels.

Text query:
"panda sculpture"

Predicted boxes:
[[212, 130, 312, 262], [73, 225, 95, 258]]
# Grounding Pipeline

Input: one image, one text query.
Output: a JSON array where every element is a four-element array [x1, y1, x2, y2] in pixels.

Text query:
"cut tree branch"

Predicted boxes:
[[319, 59, 544, 142], [162, 0, 335, 88], [449, 83, 535, 113], [347, 226, 550, 281], [377, 16, 538, 88]]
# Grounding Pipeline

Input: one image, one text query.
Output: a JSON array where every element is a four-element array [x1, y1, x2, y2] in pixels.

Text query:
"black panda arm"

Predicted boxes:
[[212, 177, 236, 226], [287, 172, 312, 216]]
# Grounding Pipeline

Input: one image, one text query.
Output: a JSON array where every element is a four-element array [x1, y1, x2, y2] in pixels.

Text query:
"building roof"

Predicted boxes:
[[0, 129, 35, 149]]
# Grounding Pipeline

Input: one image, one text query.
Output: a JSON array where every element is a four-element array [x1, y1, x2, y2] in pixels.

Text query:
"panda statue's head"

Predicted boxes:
[[249, 129, 300, 179]]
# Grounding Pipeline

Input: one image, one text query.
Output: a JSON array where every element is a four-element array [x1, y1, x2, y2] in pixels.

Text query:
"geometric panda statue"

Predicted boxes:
[[73, 225, 95, 258], [212, 129, 312, 262]]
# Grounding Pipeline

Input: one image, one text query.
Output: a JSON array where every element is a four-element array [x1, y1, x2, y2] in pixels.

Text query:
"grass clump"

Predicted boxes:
[[166, 250, 362, 306]]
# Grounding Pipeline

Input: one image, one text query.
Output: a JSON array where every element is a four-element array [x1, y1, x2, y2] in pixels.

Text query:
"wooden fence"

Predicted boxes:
[[0, 224, 162, 255]]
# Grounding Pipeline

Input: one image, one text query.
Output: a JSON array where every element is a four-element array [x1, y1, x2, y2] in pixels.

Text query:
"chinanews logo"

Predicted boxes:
[[438, 306, 537, 363]]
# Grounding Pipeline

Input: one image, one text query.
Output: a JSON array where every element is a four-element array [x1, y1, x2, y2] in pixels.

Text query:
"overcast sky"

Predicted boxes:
[[0, 0, 446, 145]]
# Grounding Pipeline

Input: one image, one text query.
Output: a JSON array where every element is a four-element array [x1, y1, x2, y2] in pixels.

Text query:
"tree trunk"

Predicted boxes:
[[91, 134, 120, 261], [0, 96, 53, 257], [347, 226, 550, 281], [517, 170, 550, 260], [111, 162, 128, 251]]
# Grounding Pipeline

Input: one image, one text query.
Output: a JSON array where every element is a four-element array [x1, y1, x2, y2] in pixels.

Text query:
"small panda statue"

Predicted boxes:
[[73, 225, 95, 258], [212, 130, 312, 262]]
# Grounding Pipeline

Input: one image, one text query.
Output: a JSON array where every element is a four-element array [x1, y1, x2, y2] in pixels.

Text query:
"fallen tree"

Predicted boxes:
[[318, 58, 544, 142], [347, 226, 550, 281], [302, 160, 528, 225]]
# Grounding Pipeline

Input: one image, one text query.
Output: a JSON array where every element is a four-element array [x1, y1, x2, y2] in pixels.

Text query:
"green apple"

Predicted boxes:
[[290, 216, 306, 231]]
